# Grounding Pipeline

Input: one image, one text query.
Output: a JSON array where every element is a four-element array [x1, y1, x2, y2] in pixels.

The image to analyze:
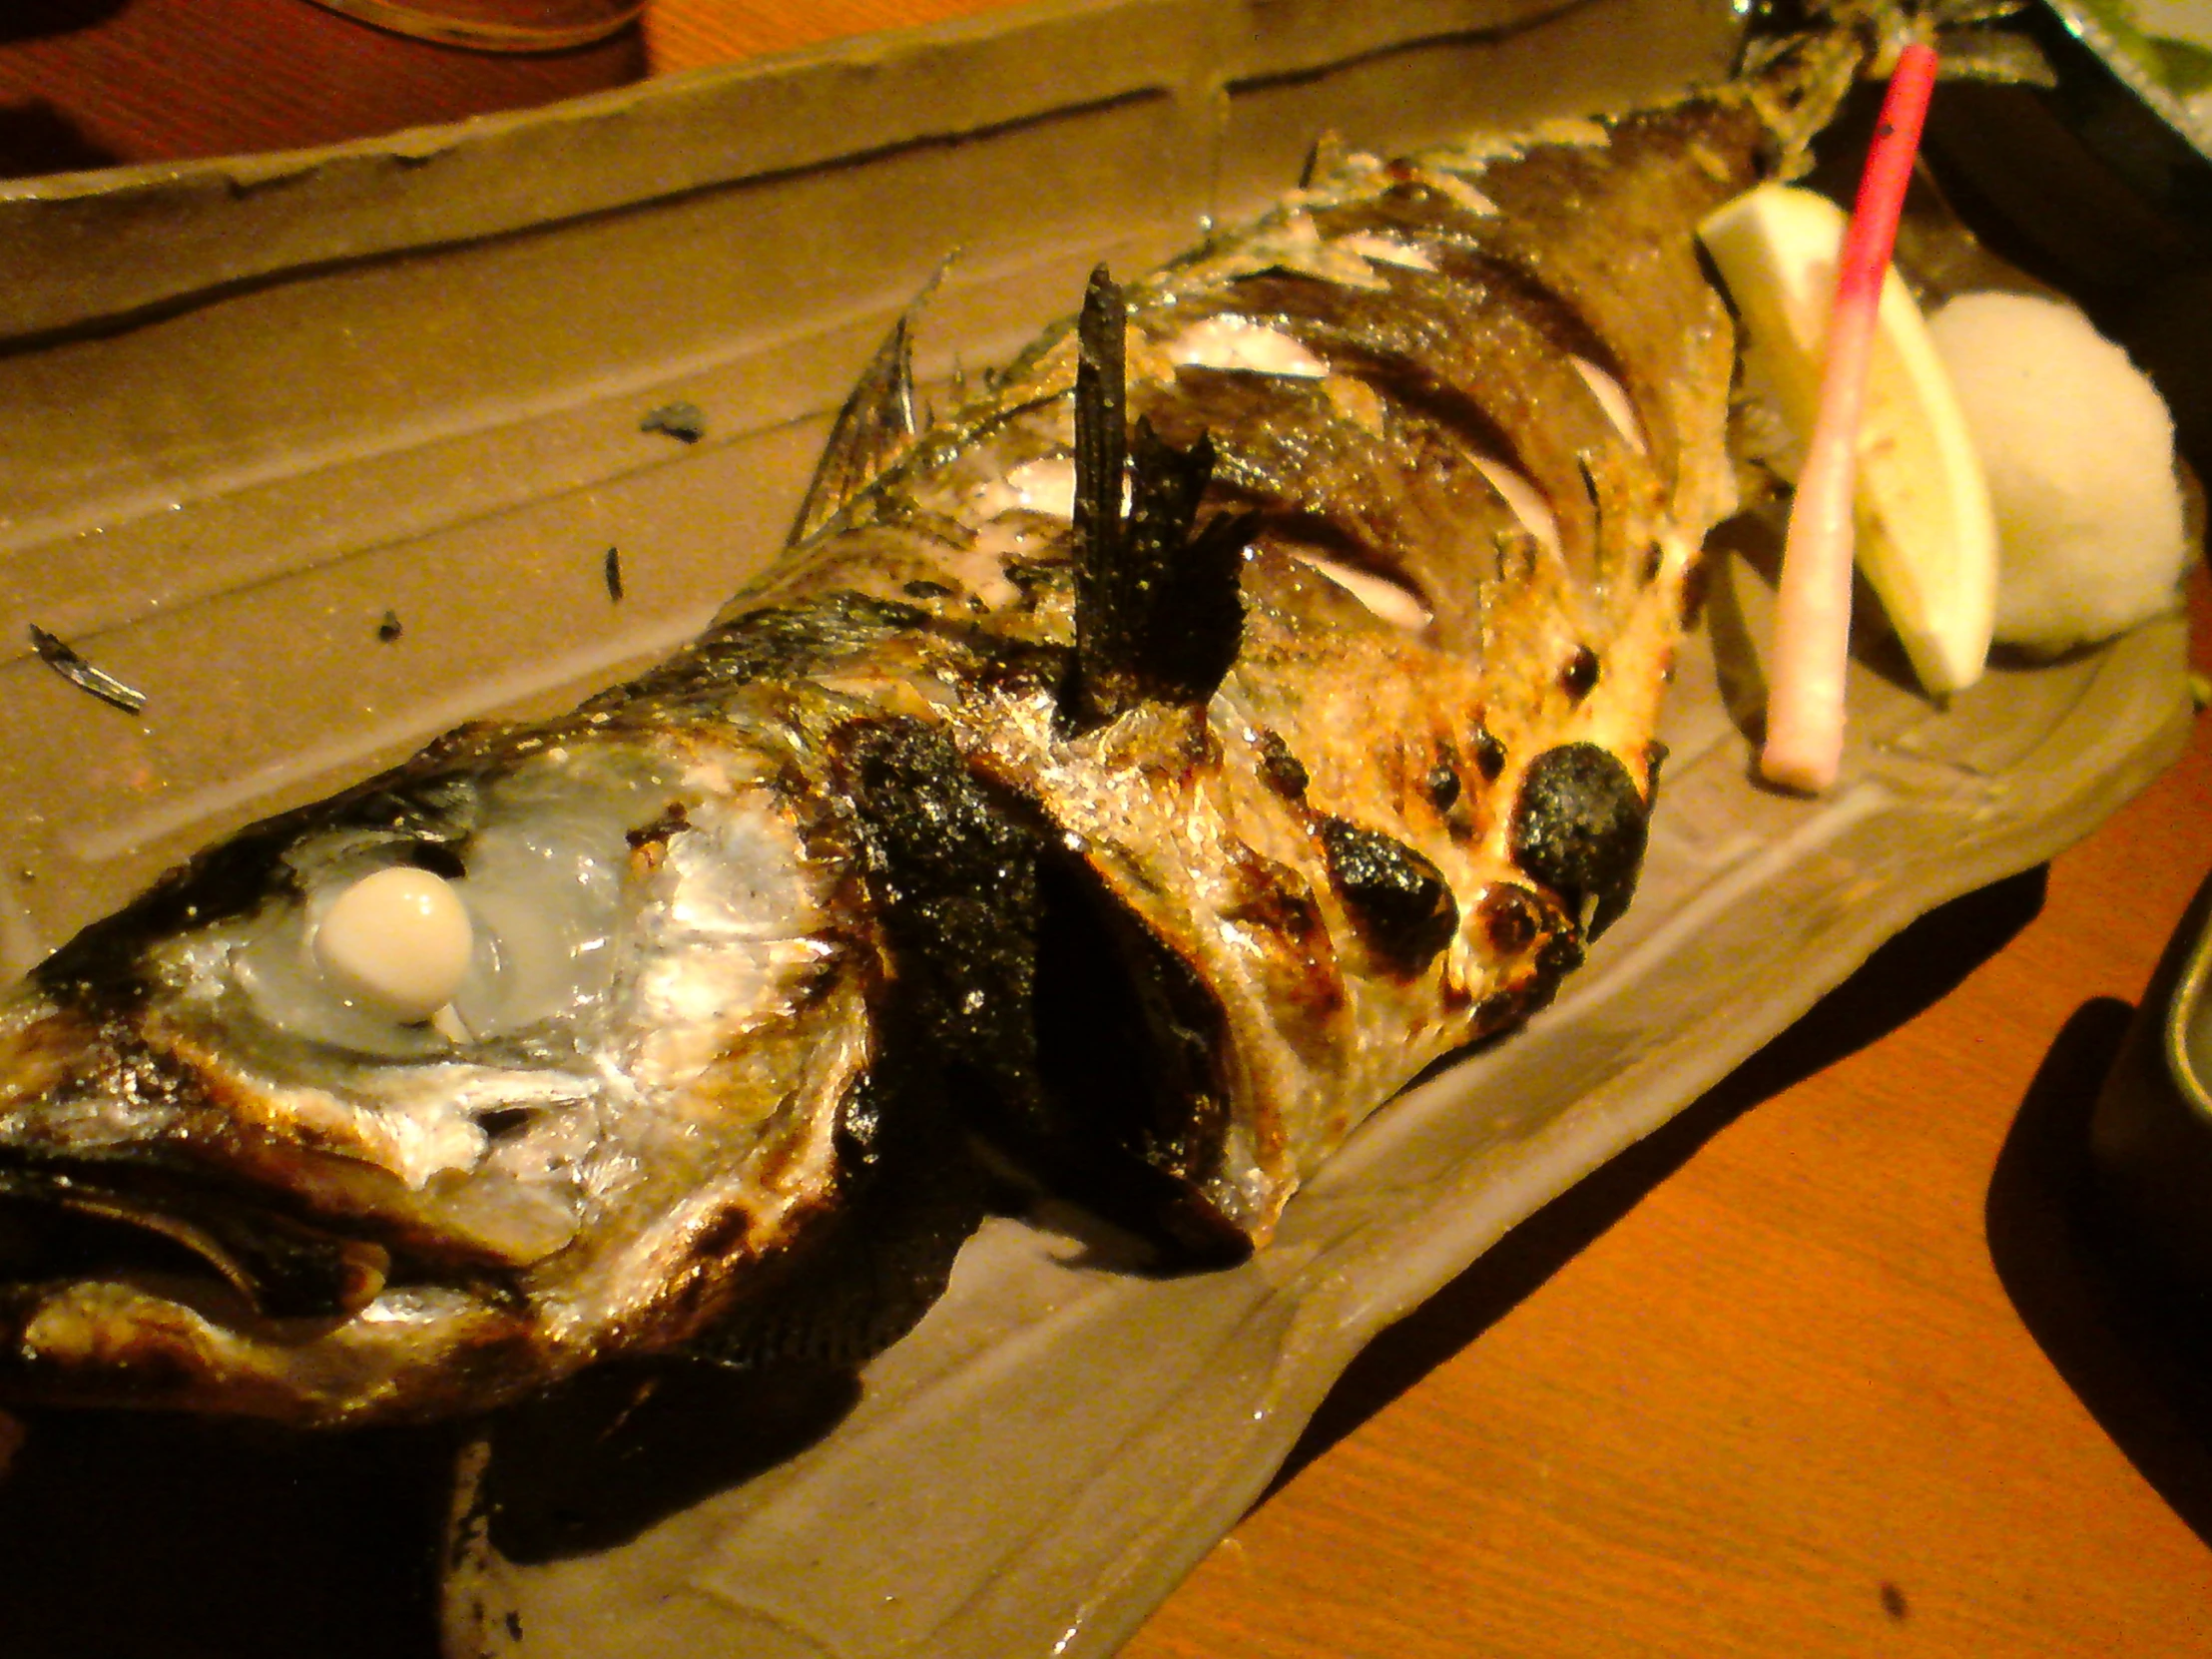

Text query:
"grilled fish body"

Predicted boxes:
[[0, 41, 1852, 1424]]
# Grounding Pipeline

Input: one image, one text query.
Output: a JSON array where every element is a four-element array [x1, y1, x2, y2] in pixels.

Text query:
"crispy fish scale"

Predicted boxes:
[[697, 107, 1749, 1240], [1124, 364, 1528, 652], [1305, 195, 1674, 623], [1416, 102, 1765, 527], [1186, 560, 1581, 1175], [1149, 263, 1637, 617]]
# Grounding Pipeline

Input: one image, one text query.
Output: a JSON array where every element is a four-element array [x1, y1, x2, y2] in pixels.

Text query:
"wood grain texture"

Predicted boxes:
[[6, 3, 2210, 1654]]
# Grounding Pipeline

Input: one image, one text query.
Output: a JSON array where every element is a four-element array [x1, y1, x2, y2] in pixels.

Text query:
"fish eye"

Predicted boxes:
[[311, 864, 474, 1023], [231, 752, 676, 1054]]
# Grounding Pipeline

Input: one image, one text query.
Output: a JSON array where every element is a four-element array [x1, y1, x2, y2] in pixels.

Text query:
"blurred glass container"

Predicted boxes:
[[2045, 0, 2212, 165], [301, 0, 646, 52], [2091, 869, 2212, 1297]]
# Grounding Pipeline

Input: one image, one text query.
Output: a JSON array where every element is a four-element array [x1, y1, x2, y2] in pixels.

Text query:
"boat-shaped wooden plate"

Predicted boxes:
[[0, 2, 2192, 1656]]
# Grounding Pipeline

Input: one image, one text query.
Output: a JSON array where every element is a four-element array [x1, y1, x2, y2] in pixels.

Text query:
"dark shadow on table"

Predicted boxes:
[[0, 1412, 455, 1659], [1984, 996, 2212, 1550], [0, 2, 131, 45], [1263, 863, 2051, 1502], [479, 1359, 863, 1563], [0, 101, 121, 178], [0, 1352, 867, 1658]]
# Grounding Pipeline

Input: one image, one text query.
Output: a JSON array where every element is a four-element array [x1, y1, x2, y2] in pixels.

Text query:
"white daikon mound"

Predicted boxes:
[[1928, 290, 2188, 657]]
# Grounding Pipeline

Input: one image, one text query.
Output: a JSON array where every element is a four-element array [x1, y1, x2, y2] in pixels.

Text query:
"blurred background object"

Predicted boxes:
[[300, 0, 645, 52], [2091, 869, 2212, 1301], [0, 0, 1050, 181], [1922, 0, 2212, 477], [0, 0, 648, 177], [643, 0, 1032, 70]]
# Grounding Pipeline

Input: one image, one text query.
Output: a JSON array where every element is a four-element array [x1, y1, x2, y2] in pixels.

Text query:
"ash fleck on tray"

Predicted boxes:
[[27, 625, 146, 714], [639, 402, 706, 443]]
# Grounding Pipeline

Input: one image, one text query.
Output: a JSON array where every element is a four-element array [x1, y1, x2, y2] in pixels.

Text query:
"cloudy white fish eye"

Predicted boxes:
[[214, 750, 697, 1057], [311, 864, 473, 1023]]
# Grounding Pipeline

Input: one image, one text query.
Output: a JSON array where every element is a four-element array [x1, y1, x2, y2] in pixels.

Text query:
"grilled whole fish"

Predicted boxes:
[[0, 21, 1873, 1426]]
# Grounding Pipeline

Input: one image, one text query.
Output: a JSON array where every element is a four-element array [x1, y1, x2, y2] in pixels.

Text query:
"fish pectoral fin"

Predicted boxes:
[[688, 1119, 1000, 1377], [1063, 268, 1254, 733]]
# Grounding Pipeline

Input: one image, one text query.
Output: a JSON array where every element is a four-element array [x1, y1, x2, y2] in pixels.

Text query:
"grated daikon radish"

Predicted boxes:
[[1928, 291, 2188, 657]]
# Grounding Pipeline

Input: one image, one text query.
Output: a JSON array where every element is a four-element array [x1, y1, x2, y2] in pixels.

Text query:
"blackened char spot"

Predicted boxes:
[[832, 718, 1041, 1116], [1477, 882, 1544, 954], [1318, 818, 1457, 971], [624, 801, 691, 852], [1424, 759, 1461, 811], [1561, 646, 1599, 701], [1468, 725, 1507, 782], [1509, 743, 1647, 939], [1253, 728, 1310, 800], [1537, 928, 1586, 977], [833, 716, 1246, 1264]]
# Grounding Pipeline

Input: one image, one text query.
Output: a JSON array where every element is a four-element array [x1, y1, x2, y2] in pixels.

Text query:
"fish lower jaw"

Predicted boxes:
[[0, 1155, 567, 1422], [0, 1275, 544, 1426]]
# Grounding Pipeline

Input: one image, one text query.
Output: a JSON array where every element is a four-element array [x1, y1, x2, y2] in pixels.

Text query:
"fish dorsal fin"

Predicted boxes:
[[1302, 128, 1349, 190], [789, 266, 949, 545], [1061, 267, 1254, 734]]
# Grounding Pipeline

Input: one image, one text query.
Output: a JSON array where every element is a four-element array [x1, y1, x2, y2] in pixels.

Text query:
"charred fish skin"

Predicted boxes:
[[758, 93, 1777, 1234], [0, 19, 1884, 1424]]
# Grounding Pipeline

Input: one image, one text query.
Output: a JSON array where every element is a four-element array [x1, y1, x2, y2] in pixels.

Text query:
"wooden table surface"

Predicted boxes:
[[6, 3, 2212, 1656]]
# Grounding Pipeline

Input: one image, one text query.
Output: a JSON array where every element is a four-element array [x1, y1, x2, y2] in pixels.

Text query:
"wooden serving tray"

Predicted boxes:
[[0, 3, 2191, 1656]]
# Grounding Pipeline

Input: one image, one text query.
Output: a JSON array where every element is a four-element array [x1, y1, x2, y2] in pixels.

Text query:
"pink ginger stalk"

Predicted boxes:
[[1759, 37, 1940, 794]]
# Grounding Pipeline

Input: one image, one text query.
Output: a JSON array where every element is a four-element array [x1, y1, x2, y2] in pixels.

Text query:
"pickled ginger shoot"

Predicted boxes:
[[1698, 39, 1994, 793]]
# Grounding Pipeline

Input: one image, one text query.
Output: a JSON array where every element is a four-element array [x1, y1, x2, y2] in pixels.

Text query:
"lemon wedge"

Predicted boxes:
[[1699, 184, 1997, 697]]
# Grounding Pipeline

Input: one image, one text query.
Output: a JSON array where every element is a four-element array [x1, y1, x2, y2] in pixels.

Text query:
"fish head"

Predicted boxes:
[[0, 707, 876, 1425]]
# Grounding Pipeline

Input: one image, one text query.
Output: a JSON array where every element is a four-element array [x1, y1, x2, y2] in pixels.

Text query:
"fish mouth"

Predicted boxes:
[[0, 1155, 394, 1324], [0, 1154, 542, 1423]]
